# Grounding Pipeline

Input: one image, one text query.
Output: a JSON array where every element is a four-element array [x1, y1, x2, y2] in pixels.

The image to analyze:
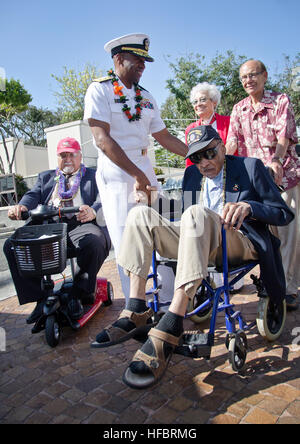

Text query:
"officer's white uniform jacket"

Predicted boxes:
[[84, 77, 165, 151], [84, 77, 165, 253], [84, 76, 172, 302]]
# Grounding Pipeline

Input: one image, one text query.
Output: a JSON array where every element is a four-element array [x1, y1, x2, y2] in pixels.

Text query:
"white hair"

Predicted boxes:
[[190, 82, 221, 107]]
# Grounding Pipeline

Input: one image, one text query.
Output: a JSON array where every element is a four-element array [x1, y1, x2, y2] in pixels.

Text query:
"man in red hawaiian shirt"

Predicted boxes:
[[226, 59, 300, 310]]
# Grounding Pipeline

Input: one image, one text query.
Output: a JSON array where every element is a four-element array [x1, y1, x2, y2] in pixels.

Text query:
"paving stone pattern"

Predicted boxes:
[[0, 261, 299, 424]]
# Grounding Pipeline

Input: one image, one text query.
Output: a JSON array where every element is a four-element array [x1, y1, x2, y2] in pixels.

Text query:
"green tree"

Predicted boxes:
[[11, 105, 62, 146], [157, 50, 298, 167], [51, 63, 103, 123], [0, 78, 32, 173], [159, 51, 250, 167], [273, 53, 300, 125], [15, 174, 29, 200]]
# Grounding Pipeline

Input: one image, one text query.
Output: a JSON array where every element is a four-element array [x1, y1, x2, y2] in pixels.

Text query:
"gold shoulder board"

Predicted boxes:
[[93, 76, 112, 83]]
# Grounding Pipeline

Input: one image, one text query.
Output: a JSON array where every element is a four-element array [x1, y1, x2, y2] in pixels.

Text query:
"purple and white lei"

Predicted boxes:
[[55, 164, 86, 201]]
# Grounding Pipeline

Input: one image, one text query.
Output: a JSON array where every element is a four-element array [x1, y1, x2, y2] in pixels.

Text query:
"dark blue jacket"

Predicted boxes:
[[19, 167, 110, 244], [182, 155, 294, 304]]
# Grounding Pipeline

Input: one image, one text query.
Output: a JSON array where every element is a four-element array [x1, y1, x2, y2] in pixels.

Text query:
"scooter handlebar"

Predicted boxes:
[[21, 205, 81, 221], [21, 211, 29, 220]]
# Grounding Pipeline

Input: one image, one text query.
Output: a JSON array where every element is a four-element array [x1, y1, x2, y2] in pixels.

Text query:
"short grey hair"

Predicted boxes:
[[190, 82, 221, 107]]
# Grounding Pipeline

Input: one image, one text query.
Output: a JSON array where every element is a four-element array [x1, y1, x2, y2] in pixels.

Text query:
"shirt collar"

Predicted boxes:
[[207, 166, 224, 187], [60, 168, 80, 177], [242, 90, 274, 111]]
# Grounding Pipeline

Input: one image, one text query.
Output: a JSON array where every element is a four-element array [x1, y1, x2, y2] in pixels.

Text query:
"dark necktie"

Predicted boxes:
[[63, 175, 74, 219]]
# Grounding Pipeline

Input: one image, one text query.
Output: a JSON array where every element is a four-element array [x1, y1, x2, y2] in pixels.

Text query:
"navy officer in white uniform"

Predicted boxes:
[[84, 33, 188, 302]]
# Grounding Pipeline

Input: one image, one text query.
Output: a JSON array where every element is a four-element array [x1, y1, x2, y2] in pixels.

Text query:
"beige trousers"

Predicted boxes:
[[271, 182, 300, 294], [117, 205, 258, 299]]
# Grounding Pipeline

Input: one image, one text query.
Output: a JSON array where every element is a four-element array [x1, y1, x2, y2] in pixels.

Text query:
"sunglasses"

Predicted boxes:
[[57, 152, 81, 159], [189, 144, 220, 164]]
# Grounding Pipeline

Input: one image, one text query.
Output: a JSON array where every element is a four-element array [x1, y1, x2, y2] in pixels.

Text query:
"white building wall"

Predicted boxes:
[[44, 120, 97, 170], [0, 138, 18, 174], [44, 120, 157, 170], [1, 120, 158, 179], [23, 145, 49, 175], [79, 121, 98, 168], [14, 140, 27, 176], [0, 138, 48, 176]]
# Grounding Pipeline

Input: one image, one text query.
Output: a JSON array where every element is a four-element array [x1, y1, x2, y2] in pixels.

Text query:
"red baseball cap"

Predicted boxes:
[[57, 137, 81, 154]]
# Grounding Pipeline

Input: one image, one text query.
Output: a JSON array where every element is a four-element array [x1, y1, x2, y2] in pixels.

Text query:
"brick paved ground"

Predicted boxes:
[[0, 260, 299, 425]]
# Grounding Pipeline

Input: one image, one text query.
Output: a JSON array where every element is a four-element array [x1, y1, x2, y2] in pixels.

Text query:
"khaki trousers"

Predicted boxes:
[[117, 205, 258, 299], [271, 182, 300, 294]]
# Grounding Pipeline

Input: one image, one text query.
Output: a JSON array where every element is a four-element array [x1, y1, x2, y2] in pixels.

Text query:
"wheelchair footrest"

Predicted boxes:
[[174, 332, 214, 359]]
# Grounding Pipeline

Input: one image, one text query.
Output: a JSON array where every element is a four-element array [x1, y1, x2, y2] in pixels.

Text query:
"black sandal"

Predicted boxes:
[[91, 308, 155, 348], [122, 328, 180, 389]]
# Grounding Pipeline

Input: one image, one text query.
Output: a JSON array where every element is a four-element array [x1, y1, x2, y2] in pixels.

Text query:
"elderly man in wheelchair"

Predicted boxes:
[[93, 125, 294, 390]]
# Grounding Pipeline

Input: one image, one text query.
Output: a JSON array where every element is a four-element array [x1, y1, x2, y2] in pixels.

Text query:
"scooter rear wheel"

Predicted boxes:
[[45, 315, 61, 347]]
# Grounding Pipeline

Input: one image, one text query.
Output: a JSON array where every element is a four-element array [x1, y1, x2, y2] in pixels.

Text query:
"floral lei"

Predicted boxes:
[[108, 69, 143, 122], [55, 164, 86, 201]]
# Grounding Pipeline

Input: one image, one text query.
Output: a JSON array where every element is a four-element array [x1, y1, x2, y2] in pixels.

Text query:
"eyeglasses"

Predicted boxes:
[[58, 152, 81, 159], [191, 97, 210, 106], [189, 144, 220, 164], [239, 71, 264, 83]]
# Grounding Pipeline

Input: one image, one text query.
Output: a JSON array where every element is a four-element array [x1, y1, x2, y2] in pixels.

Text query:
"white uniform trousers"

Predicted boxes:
[[96, 149, 174, 302]]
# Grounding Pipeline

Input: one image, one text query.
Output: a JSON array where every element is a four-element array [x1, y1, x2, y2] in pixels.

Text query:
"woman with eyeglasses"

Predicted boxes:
[[185, 82, 231, 168]]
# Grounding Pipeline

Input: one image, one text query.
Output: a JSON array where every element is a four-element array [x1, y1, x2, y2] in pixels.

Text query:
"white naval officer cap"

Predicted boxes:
[[104, 33, 154, 62]]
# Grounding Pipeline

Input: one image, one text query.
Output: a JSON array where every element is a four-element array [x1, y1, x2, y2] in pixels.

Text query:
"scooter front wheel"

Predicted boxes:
[[45, 315, 61, 347]]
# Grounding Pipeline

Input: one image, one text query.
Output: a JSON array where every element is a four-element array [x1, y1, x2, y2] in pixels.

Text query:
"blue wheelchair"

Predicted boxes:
[[146, 225, 286, 373]]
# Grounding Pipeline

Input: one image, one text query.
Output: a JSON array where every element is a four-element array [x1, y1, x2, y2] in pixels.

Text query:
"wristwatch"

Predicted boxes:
[[271, 156, 284, 165]]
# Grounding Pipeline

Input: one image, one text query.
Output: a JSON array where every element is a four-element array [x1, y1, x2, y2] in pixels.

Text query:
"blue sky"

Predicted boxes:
[[1, 0, 299, 111]]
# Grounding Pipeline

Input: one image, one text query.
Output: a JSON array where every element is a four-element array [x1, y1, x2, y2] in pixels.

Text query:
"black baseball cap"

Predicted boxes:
[[185, 125, 222, 160]]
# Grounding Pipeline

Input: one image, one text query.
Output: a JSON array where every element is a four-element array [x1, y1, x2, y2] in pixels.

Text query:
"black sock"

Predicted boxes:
[[96, 298, 148, 343], [126, 298, 148, 313], [141, 311, 183, 355], [130, 311, 183, 375], [156, 311, 184, 337]]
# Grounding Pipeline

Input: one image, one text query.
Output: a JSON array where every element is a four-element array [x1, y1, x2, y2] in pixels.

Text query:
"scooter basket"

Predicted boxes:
[[11, 223, 67, 277]]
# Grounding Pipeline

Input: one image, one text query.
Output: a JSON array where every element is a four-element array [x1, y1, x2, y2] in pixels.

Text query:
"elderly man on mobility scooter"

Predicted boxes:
[[4, 137, 111, 322], [93, 125, 294, 389]]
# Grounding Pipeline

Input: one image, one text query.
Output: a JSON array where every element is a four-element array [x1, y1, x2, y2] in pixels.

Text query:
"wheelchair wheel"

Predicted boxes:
[[256, 297, 286, 341], [45, 315, 61, 347], [228, 331, 248, 372], [187, 280, 214, 324], [103, 281, 114, 306]]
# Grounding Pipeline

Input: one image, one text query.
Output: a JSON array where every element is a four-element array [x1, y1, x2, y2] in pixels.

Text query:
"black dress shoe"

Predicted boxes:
[[67, 298, 84, 320], [26, 300, 45, 324], [286, 294, 299, 311], [80, 293, 95, 305]]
